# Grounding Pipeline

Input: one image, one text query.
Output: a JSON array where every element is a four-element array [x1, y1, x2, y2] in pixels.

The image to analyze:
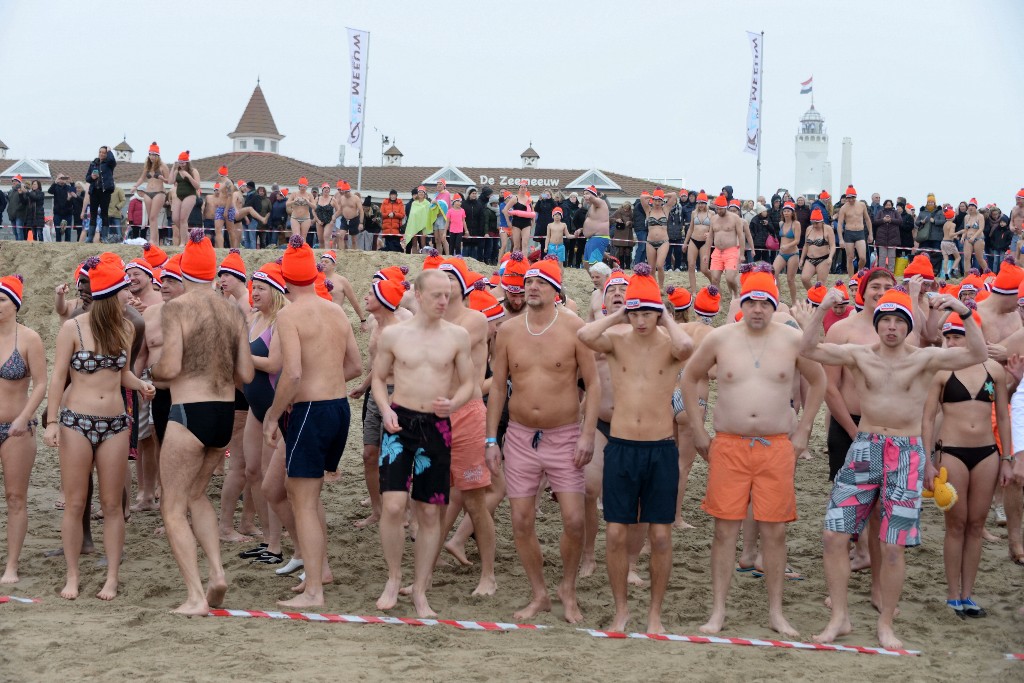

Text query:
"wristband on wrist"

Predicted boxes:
[[1001, 456, 1016, 463], [485, 437, 497, 446]]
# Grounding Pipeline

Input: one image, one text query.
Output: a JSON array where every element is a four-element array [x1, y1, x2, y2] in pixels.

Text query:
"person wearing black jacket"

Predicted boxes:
[[987, 206, 1012, 271], [794, 196, 812, 250], [480, 187, 498, 264], [666, 200, 686, 271], [25, 180, 46, 241], [896, 202, 915, 259], [561, 193, 583, 268], [463, 187, 485, 261], [749, 205, 776, 263], [6, 178, 26, 240], [533, 192, 556, 256], [86, 145, 117, 235], [632, 196, 648, 265], [48, 173, 77, 242], [767, 194, 783, 231]]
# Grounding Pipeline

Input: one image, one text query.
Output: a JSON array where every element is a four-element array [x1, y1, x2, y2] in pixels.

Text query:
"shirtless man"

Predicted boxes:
[[682, 269, 826, 638], [797, 286, 983, 650], [578, 264, 693, 634], [586, 262, 611, 322], [152, 231, 254, 616], [287, 178, 316, 242], [264, 236, 362, 608], [349, 278, 412, 528], [1010, 189, 1024, 257], [575, 186, 611, 266], [979, 261, 1024, 562], [580, 269, 629, 578], [436, 258, 498, 596], [709, 194, 746, 296], [823, 268, 898, 577], [372, 269, 475, 618], [500, 252, 528, 320], [319, 251, 367, 327], [332, 180, 363, 251], [837, 186, 873, 277], [485, 257, 599, 623]]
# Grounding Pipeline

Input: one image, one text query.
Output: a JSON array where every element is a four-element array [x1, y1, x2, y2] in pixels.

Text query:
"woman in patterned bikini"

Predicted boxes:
[[43, 254, 154, 601], [0, 275, 47, 585]]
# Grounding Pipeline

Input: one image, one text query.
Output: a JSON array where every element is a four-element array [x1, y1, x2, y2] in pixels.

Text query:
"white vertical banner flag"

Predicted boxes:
[[744, 31, 762, 155], [347, 27, 369, 147]]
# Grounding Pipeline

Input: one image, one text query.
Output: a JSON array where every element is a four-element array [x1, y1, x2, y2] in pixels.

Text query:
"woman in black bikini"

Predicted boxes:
[[43, 255, 155, 601], [682, 191, 712, 293], [638, 188, 678, 290], [923, 311, 1013, 618], [315, 183, 335, 249], [169, 152, 200, 247], [0, 275, 47, 585], [799, 209, 835, 290], [131, 142, 169, 241]]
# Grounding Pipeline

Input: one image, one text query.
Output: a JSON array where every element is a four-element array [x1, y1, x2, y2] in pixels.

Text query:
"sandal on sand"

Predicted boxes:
[[736, 563, 757, 574], [238, 543, 268, 559]]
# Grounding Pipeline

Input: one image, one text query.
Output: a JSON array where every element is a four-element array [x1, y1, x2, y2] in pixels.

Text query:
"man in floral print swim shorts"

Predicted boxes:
[[371, 268, 476, 619]]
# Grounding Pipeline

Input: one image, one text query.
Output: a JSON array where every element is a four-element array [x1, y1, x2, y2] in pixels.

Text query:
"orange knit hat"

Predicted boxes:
[[218, 165, 229, 176], [810, 208, 824, 222], [713, 194, 728, 208], [624, 263, 663, 311], [282, 235, 318, 286], [181, 229, 217, 283], [902, 254, 935, 282], [126, 257, 154, 280], [834, 281, 850, 302], [218, 249, 247, 282], [439, 257, 472, 295], [422, 248, 444, 271], [525, 255, 562, 292], [694, 285, 721, 318], [846, 185, 857, 198], [501, 252, 528, 293], [163, 254, 183, 282], [0, 274, 24, 310], [252, 262, 286, 294], [85, 253, 130, 300], [873, 286, 914, 332], [148, 142, 160, 155], [666, 285, 692, 312], [819, 190, 831, 200], [314, 270, 332, 300], [696, 191, 708, 204], [806, 282, 828, 307], [942, 307, 981, 335], [990, 257, 1023, 295], [372, 278, 410, 312], [374, 264, 409, 282], [603, 268, 629, 295], [468, 280, 505, 322], [740, 271, 779, 310], [321, 250, 337, 263], [143, 242, 169, 268]]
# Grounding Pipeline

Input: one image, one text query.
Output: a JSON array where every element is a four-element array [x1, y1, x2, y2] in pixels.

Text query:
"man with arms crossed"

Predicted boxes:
[[682, 269, 826, 638], [836, 186, 873, 277], [578, 263, 692, 634], [372, 269, 475, 618], [153, 231, 254, 615], [264, 235, 362, 608], [796, 286, 983, 650], [485, 257, 599, 623]]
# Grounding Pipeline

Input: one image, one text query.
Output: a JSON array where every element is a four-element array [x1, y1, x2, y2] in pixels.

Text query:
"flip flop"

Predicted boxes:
[[750, 566, 804, 580], [736, 563, 757, 574]]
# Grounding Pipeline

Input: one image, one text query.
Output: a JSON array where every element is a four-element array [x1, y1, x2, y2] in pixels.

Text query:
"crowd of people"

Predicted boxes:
[[3, 151, 1024, 650]]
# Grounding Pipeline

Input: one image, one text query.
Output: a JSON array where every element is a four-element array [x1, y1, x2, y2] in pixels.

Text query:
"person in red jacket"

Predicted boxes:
[[380, 190, 406, 252], [127, 189, 145, 240]]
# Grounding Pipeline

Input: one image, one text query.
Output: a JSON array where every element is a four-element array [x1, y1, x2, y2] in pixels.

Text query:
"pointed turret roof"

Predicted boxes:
[[0, 139, 8, 150], [520, 146, 539, 159], [230, 84, 283, 140], [384, 145, 403, 156], [114, 138, 133, 152]]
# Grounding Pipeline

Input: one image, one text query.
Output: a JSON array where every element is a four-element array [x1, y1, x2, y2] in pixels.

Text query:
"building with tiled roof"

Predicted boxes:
[[0, 85, 684, 216]]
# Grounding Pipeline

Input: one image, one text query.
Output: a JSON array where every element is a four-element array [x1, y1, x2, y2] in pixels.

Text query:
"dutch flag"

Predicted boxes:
[[800, 76, 813, 95]]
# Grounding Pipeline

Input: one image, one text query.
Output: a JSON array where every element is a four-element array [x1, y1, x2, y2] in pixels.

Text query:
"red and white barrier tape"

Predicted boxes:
[[578, 628, 920, 657], [1006, 653, 1024, 661], [207, 608, 546, 631], [0, 595, 40, 604]]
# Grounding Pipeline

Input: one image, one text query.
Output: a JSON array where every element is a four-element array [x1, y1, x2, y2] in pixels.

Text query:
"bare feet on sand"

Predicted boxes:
[[472, 575, 497, 597], [153, 526, 166, 537], [359, 497, 371, 507], [850, 555, 871, 572], [219, 529, 254, 544], [627, 569, 648, 588], [513, 594, 552, 621], [96, 577, 118, 601], [672, 518, 695, 530], [411, 590, 437, 619], [290, 568, 333, 594], [876, 620, 903, 650], [207, 576, 228, 608], [353, 513, 379, 529], [609, 611, 630, 633], [130, 499, 159, 512], [60, 579, 79, 600], [768, 611, 799, 638], [277, 591, 324, 609], [556, 583, 584, 624], [1, 568, 19, 584], [812, 615, 852, 643], [377, 579, 402, 611], [646, 617, 666, 635], [323, 471, 341, 484], [171, 597, 210, 616], [45, 542, 95, 558], [579, 555, 597, 578], [698, 611, 726, 634], [444, 540, 473, 566], [238, 525, 262, 538]]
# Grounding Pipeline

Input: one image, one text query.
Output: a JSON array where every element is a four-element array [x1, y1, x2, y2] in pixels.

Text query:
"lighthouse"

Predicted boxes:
[[794, 105, 832, 199]]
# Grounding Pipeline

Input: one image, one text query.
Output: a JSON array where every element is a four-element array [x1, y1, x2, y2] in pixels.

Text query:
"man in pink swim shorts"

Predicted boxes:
[[709, 193, 746, 296], [485, 256, 599, 624]]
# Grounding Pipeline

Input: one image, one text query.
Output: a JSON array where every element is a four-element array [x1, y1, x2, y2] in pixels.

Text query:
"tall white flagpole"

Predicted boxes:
[[757, 30, 764, 200], [356, 32, 370, 193]]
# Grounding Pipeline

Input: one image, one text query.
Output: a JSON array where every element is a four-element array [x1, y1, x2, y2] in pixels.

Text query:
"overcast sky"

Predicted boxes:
[[1, 0, 1021, 204]]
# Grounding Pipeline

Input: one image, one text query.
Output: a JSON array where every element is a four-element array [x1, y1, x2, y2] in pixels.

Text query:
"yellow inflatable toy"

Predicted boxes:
[[923, 466, 958, 512]]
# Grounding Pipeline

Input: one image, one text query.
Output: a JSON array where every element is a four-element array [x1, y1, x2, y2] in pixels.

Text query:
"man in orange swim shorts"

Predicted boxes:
[[682, 269, 826, 639]]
